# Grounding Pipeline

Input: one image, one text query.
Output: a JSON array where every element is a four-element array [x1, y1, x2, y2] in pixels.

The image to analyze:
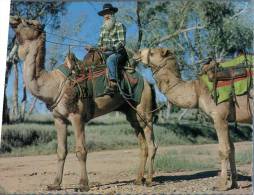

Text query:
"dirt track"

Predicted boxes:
[[0, 142, 252, 194]]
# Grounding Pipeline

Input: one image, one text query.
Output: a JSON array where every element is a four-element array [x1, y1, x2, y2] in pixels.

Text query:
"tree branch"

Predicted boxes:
[[7, 42, 18, 63], [153, 25, 206, 45]]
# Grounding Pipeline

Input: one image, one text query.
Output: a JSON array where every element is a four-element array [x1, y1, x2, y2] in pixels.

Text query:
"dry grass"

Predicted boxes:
[[1, 113, 252, 157]]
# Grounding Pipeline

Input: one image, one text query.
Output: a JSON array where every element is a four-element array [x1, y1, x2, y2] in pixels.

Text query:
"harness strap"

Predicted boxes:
[[47, 75, 69, 111]]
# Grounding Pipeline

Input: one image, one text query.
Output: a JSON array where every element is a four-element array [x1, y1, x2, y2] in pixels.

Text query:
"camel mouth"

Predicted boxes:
[[9, 16, 20, 23], [9, 16, 21, 28], [132, 55, 141, 62]]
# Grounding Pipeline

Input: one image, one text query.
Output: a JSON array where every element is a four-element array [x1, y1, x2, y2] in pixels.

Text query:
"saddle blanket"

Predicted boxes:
[[56, 64, 145, 104], [201, 55, 253, 104]]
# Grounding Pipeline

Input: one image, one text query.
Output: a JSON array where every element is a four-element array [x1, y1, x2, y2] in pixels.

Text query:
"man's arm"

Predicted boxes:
[[97, 27, 103, 48], [113, 23, 126, 51]]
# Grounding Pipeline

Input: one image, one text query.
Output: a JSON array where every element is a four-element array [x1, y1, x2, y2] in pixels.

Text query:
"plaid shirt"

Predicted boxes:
[[98, 22, 126, 51]]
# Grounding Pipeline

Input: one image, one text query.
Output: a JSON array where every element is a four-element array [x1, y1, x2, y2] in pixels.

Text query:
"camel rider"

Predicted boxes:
[[97, 3, 128, 96]]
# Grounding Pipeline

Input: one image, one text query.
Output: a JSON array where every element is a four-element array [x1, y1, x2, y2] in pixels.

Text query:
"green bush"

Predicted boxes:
[[1, 124, 56, 149], [155, 151, 216, 172], [0, 113, 251, 156], [236, 147, 252, 164]]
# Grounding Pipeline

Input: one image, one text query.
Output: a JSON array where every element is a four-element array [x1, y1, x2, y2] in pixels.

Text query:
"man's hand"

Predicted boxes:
[[100, 46, 108, 52], [85, 45, 92, 51]]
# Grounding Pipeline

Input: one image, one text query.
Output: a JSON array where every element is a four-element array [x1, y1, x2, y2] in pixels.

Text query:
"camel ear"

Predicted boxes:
[[160, 48, 170, 57], [21, 19, 27, 26]]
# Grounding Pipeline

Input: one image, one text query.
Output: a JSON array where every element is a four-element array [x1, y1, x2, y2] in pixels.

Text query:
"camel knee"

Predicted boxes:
[[218, 147, 231, 160], [142, 147, 148, 158], [148, 144, 157, 158], [140, 142, 148, 156], [57, 147, 67, 160], [76, 146, 87, 161]]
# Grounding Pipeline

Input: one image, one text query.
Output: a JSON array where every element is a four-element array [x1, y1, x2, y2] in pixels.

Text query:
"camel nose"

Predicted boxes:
[[133, 51, 141, 61], [9, 16, 21, 28]]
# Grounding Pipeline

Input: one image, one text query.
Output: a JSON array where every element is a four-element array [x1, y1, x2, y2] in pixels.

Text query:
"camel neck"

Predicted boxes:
[[22, 34, 60, 103], [153, 59, 198, 108], [153, 58, 182, 92]]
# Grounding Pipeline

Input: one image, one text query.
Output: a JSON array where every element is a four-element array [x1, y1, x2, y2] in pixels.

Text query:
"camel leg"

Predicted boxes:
[[69, 114, 89, 192], [143, 122, 157, 187], [212, 114, 234, 190], [47, 117, 67, 190], [135, 131, 148, 185], [229, 136, 238, 188], [125, 111, 148, 185]]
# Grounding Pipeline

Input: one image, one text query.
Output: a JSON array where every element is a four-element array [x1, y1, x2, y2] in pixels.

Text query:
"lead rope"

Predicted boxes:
[[47, 75, 69, 111], [243, 50, 253, 119], [114, 49, 164, 130]]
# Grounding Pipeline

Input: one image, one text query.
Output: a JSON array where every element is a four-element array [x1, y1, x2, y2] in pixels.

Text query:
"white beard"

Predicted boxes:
[[104, 15, 116, 31]]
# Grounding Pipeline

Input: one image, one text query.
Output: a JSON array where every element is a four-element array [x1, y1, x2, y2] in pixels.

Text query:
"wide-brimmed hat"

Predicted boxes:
[[98, 3, 118, 16]]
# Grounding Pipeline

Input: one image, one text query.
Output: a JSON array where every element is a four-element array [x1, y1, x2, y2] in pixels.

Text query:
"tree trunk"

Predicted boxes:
[[136, 0, 143, 50], [3, 38, 17, 124], [2, 61, 13, 124], [28, 97, 37, 115], [12, 61, 19, 120], [20, 85, 27, 122], [2, 92, 10, 124]]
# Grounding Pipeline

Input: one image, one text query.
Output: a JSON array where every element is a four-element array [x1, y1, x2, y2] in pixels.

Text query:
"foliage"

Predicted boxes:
[[119, 0, 253, 79], [10, 2, 67, 30]]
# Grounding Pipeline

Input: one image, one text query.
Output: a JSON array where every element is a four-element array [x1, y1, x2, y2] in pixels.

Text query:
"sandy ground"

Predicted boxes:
[[0, 142, 252, 194]]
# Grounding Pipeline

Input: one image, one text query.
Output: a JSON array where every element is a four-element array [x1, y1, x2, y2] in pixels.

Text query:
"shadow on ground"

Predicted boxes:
[[84, 170, 252, 189], [153, 170, 252, 184]]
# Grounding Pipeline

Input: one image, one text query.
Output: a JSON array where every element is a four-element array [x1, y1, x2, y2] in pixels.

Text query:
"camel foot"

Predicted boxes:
[[214, 179, 229, 191], [213, 185, 229, 191], [134, 177, 145, 185], [47, 184, 61, 191], [74, 184, 90, 192], [145, 178, 153, 187]]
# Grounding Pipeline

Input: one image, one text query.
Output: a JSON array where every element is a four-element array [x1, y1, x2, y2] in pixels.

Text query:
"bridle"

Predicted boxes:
[[145, 48, 180, 92], [146, 48, 174, 76]]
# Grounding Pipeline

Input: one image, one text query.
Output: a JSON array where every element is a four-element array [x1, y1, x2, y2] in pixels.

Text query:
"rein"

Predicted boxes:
[[46, 75, 69, 111], [146, 48, 180, 92], [146, 48, 174, 76]]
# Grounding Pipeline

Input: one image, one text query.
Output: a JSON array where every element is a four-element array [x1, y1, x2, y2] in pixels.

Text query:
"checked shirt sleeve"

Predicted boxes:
[[97, 27, 104, 48], [113, 23, 126, 51]]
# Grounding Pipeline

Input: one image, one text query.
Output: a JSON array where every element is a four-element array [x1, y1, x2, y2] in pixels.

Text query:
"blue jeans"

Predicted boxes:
[[104, 51, 123, 81]]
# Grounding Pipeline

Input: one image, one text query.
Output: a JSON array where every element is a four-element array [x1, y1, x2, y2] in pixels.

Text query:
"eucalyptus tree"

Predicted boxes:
[[130, 0, 252, 78]]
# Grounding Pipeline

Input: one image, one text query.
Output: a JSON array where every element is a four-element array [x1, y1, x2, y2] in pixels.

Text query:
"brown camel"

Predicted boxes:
[[133, 48, 253, 191], [9, 16, 157, 191]]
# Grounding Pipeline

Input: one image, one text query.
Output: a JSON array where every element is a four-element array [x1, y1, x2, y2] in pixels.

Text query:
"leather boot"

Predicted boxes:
[[102, 80, 118, 96]]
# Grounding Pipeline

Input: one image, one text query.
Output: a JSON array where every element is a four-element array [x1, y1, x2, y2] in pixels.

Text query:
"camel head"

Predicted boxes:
[[200, 60, 219, 81], [9, 16, 45, 59], [133, 48, 178, 74], [9, 16, 44, 43]]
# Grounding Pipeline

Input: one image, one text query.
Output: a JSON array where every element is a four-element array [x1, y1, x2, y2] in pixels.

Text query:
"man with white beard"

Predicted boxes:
[[96, 3, 127, 96]]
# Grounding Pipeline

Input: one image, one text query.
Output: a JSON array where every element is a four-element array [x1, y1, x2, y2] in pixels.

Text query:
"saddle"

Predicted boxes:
[[59, 51, 142, 101], [200, 55, 253, 106], [202, 61, 248, 82]]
